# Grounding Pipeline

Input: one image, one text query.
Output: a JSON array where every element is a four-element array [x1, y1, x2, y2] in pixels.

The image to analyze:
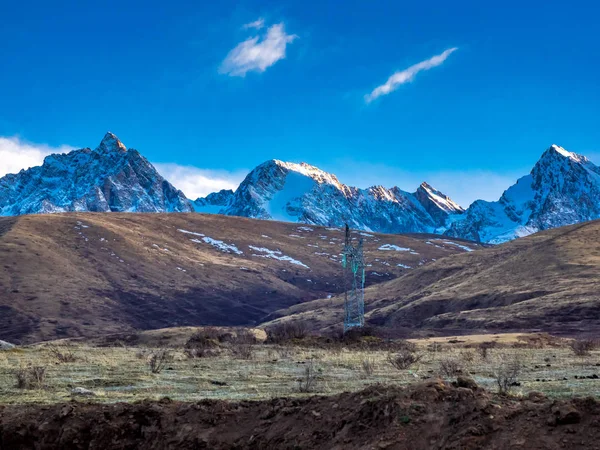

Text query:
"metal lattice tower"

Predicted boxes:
[[342, 224, 365, 332]]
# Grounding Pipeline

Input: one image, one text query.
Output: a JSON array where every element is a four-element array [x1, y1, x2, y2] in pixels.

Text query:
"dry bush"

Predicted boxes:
[[460, 350, 476, 364], [387, 349, 424, 370], [185, 328, 221, 351], [148, 349, 173, 374], [15, 365, 47, 389], [184, 347, 219, 359], [275, 346, 293, 359], [266, 322, 309, 343], [297, 360, 319, 393], [228, 329, 257, 360], [477, 341, 496, 360], [492, 354, 522, 394], [426, 342, 444, 353], [439, 357, 463, 378], [47, 344, 78, 363], [569, 338, 597, 357], [361, 357, 376, 377]]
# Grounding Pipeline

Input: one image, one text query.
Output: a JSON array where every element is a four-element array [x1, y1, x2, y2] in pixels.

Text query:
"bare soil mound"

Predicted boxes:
[[2, 381, 599, 449]]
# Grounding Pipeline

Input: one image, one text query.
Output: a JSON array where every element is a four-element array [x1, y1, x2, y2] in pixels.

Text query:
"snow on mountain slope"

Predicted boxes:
[[0, 133, 193, 215], [446, 145, 600, 243], [192, 189, 234, 214], [222, 159, 464, 233]]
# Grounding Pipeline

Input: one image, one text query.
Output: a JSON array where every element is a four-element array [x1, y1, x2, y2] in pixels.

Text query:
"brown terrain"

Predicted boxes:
[[265, 220, 600, 336], [0, 213, 480, 344], [2, 381, 599, 449]]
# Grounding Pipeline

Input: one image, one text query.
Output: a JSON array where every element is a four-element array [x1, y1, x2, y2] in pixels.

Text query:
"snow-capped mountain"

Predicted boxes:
[[218, 159, 464, 233], [446, 145, 600, 243], [192, 189, 234, 214], [0, 133, 193, 215]]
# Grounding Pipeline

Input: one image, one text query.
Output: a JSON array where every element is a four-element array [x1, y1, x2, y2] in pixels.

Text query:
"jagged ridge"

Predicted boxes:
[[0, 133, 192, 215]]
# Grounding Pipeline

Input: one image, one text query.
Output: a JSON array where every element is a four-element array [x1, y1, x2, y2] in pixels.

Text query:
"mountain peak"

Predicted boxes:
[[545, 144, 588, 164], [416, 181, 464, 214], [96, 132, 127, 153]]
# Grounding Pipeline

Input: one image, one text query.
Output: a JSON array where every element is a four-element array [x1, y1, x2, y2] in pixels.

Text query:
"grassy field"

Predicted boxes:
[[1, 332, 599, 404]]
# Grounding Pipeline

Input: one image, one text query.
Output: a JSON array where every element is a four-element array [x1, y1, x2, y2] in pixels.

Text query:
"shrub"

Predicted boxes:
[[148, 349, 173, 374], [387, 349, 423, 370], [266, 322, 309, 343], [227, 329, 257, 360], [460, 350, 476, 364], [492, 354, 522, 394], [361, 357, 376, 377], [15, 365, 47, 389], [185, 329, 221, 351], [438, 357, 463, 378], [47, 345, 78, 363], [477, 341, 496, 360], [297, 360, 319, 393], [569, 338, 597, 357]]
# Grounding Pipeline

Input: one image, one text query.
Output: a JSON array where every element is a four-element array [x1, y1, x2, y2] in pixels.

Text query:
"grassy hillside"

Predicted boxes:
[[264, 220, 600, 336], [0, 213, 479, 343]]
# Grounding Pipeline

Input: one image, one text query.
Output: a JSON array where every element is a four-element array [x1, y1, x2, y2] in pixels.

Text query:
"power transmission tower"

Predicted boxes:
[[342, 224, 365, 332]]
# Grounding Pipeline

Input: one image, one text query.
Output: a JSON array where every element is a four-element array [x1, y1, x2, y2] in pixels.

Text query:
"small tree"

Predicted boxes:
[[297, 360, 319, 393], [492, 354, 522, 394], [148, 349, 173, 374]]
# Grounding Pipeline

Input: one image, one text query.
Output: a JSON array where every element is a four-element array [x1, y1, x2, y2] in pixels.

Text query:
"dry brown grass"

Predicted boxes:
[[1, 333, 600, 404], [0, 213, 478, 344], [265, 220, 600, 335]]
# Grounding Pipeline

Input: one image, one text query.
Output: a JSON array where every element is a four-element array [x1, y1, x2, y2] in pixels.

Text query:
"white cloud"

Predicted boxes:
[[220, 23, 298, 77], [154, 163, 246, 199], [242, 18, 265, 30], [365, 47, 458, 103], [0, 136, 75, 178]]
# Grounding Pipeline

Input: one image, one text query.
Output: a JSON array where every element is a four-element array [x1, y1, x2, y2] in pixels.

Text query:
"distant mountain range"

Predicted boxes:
[[2, 132, 600, 244]]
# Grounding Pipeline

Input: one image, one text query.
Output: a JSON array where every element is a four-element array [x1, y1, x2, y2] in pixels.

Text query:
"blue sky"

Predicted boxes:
[[1, 0, 599, 206]]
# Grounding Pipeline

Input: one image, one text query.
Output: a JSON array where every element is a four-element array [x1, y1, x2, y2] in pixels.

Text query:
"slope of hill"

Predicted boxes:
[[0, 213, 480, 343], [264, 220, 600, 336], [0, 133, 192, 215], [220, 159, 464, 233]]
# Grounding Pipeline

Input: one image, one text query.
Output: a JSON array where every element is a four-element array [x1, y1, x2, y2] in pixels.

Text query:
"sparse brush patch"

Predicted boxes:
[[297, 360, 319, 393], [387, 349, 423, 370], [266, 322, 309, 344], [185, 330, 221, 351], [460, 350, 476, 364], [148, 349, 173, 374], [227, 329, 257, 360], [438, 357, 463, 378], [477, 341, 496, 360], [275, 346, 293, 359], [568, 338, 597, 357], [360, 357, 376, 377], [47, 344, 78, 363], [15, 365, 47, 389], [426, 342, 444, 353], [184, 348, 219, 359], [491, 353, 522, 395]]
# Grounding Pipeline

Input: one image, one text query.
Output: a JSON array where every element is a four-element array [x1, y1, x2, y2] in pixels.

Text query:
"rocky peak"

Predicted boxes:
[[96, 132, 127, 154], [0, 133, 192, 215]]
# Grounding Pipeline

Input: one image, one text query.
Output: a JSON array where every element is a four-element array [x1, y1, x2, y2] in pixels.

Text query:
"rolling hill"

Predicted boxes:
[[264, 219, 600, 336], [0, 213, 480, 343]]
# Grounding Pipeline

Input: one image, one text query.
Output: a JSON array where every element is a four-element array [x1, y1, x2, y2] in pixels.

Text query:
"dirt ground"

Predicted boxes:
[[1, 380, 600, 449]]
